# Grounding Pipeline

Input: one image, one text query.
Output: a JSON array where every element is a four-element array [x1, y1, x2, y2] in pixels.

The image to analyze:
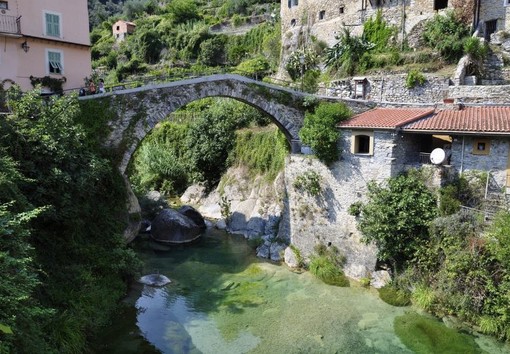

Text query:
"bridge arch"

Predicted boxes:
[[81, 74, 308, 174]]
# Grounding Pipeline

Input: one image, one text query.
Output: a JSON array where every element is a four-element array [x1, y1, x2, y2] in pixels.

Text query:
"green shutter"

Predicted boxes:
[[45, 13, 60, 37]]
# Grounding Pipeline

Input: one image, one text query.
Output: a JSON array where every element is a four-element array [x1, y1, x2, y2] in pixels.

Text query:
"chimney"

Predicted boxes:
[[442, 98, 463, 110]]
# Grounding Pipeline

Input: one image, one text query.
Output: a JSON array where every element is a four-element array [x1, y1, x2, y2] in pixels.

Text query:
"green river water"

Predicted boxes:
[[94, 229, 510, 354]]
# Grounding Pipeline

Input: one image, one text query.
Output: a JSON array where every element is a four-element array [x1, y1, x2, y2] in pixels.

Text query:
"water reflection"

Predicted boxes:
[[94, 229, 510, 354]]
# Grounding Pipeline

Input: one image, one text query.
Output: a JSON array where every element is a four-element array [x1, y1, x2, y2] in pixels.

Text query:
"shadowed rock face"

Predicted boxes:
[[151, 208, 203, 244], [177, 205, 206, 230]]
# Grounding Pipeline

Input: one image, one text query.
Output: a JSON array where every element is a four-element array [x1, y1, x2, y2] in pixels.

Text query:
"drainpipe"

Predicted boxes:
[[401, 0, 406, 51], [460, 136, 465, 175], [473, 0, 481, 33], [485, 170, 491, 199]]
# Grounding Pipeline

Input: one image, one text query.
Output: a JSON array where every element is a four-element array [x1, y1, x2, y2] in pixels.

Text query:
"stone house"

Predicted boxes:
[[337, 105, 510, 190], [112, 20, 136, 42], [476, 0, 510, 40], [280, 0, 510, 58]]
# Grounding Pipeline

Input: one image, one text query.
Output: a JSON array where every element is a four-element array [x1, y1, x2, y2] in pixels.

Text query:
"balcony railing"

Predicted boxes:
[[0, 15, 21, 35]]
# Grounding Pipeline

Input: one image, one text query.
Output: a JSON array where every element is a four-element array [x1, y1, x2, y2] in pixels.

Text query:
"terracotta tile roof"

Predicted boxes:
[[337, 108, 435, 129], [404, 106, 510, 134]]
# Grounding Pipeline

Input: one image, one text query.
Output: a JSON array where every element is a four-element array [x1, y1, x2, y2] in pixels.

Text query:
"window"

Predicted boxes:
[[505, 0, 510, 6], [45, 12, 61, 37], [472, 139, 490, 155], [352, 132, 374, 155], [319, 10, 326, 20], [288, 0, 298, 8], [0, 1, 8, 10], [434, 0, 448, 10], [339, 6, 345, 14], [47, 50, 63, 75], [290, 19, 296, 26], [116, 25, 120, 30]]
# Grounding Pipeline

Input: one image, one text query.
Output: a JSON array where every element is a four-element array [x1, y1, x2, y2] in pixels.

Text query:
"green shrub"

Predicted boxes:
[[422, 11, 470, 63], [405, 69, 426, 89], [293, 170, 322, 196], [412, 284, 436, 310], [299, 102, 351, 165], [378, 285, 411, 306], [359, 170, 437, 268], [463, 36, 488, 61], [348, 201, 363, 217]]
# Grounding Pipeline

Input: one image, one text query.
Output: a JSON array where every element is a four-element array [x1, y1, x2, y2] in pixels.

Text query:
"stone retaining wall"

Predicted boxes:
[[323, 74, 449, 104]]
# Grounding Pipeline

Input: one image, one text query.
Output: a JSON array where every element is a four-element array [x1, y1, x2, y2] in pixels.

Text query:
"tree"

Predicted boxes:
[[299, 102, 351, 165], [359, 170, 437, 269], [2, 87, 140, 352]]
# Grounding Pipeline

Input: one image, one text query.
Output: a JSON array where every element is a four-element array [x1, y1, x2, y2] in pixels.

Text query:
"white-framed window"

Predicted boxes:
[[351, 131, 374, 155], [47, 50, 63, 75], [0, 1, 8, 10], [44, 11, 61, 38]]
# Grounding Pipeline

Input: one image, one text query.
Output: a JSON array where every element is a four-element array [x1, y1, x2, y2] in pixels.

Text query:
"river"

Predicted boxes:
[[93, 228, 510, 354]]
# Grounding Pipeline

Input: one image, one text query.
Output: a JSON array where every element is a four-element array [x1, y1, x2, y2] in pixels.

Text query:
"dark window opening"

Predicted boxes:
[[434, 0, 448, 10], [339, 6, 345, 14], [290, 19, 296, 26], [0, 1, 8, 10], [485, 20, 497, 41], [319, 10, 326, 20], [355, 135, 370, 154], [116, 25, 120, 30]]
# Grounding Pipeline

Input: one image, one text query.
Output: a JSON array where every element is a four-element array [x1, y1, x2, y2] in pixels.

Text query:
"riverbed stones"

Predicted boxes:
[[151, 208, 203, 244]]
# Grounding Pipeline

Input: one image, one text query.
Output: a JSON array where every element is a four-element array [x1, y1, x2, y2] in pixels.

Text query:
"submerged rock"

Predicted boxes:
[[151, 208, 202, 244], [138, 273, 171, 287]]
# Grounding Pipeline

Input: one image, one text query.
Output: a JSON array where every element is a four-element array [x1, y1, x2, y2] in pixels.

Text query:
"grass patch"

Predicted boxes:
[[229, 125, 289, 182], [309, 245, 349, 287], [309, 255, 349, 286], [394, 312, 483, 354], [378, 285, 411, 306]]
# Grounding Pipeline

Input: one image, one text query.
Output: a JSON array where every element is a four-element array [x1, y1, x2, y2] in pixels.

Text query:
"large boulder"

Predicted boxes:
[[151, 208, 203, 244], [178, 205, 206, 229]]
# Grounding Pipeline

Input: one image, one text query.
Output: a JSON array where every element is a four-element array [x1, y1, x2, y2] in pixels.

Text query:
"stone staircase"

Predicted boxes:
[[481, 172, 509, 220], [480, 50, 506, 85]]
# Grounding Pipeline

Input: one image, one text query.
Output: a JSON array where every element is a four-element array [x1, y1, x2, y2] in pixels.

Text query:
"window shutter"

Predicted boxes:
[[46, 13, 60, 37]]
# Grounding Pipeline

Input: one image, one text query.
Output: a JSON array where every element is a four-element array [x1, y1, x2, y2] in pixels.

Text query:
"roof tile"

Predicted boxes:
[[404, 106, 510, 133], [337, 108, 435, 129]]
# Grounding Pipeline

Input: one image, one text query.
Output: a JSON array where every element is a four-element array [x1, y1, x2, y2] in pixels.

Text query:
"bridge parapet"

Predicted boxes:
[[80, 74, 374, 173]]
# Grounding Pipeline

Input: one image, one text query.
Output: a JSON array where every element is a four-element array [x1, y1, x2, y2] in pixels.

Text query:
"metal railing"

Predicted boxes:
[[0, 15, 21, 35]]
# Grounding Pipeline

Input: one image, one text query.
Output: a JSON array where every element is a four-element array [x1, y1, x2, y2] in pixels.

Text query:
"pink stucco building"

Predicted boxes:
[[0, 0, 91, 92]]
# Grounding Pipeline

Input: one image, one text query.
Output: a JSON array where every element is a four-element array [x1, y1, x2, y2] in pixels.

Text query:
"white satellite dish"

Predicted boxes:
[[430, 148, 446, 165]]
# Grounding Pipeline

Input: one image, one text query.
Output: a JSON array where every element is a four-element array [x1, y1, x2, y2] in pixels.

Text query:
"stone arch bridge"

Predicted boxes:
[[80, 74, 371, 174]]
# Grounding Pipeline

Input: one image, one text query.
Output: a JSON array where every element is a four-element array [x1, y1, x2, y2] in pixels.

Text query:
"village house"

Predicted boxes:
[[337, 105, 510, 191], [281, 0, 510, 48], [112, 20, 136, 42], [0, 0, 91, 93]]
